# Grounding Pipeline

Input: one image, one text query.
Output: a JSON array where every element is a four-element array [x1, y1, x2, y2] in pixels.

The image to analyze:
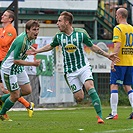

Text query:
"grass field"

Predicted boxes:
[[0, 106, 133, 133]]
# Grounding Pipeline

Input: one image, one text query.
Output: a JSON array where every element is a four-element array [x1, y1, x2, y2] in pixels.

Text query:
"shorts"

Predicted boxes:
[[64, 65, 93, 93], [110, 66, 133, 85], [1, 70, 30, 92]]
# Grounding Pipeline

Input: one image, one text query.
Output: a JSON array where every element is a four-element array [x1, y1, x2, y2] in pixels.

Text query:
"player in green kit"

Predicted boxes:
[[28, 11, 120, 124], [0, 20, 41, 121]]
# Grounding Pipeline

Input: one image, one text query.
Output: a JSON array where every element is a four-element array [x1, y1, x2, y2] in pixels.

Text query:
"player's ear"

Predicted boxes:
[[26, 29, 30, 34], [66, 20, 69, 25], [9, 17, 13, 23]]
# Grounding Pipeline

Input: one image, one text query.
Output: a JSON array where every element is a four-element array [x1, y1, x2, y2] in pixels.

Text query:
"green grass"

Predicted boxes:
[[0, 107, 133, 133]]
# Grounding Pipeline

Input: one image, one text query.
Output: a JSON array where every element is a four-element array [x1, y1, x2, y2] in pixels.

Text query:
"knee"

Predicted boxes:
[[27, 88, 32, 94], [23, 87, 32, 95], [74, 89, 85, 102], [20, 85, 32, 96], [10, 93, 20, 102], [75, 94, 84, 102]]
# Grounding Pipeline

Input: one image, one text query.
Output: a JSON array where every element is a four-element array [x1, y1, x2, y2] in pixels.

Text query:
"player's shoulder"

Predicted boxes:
[[5, 24, 17, 36], [74, 28, 90, 38], [114, 24, 120, 29], [114, 24, 122, 32], [74, 28, 87, 33], [6, 24, 16, 31], [114, 24, 133, 32], [14, 32, 26, 43]]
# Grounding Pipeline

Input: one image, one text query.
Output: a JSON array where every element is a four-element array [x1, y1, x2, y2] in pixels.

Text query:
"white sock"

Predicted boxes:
[[110, 92, 118, 116], [128, 91, 133, 112]]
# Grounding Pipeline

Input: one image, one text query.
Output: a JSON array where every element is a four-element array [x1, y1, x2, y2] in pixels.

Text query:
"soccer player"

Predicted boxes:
[[0, 20, 41, 121], [28, 11, 120, 124], [106, 8, 133, 120], [110, 0, 132, 25], [0, 10, 35, 120]]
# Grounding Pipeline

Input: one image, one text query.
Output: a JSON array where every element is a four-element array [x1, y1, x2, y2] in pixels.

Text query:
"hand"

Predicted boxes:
[[111, 62, 116, 72], [26, 46, 37, 55], [108, 53, 120, 63], [33, 59, 41, 67]]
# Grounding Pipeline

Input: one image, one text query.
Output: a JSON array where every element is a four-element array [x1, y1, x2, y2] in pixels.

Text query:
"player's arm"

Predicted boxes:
[[27, 35, 59, 55], [90, 44, 110, 58], [36, 34, 60, 53], [83, 30, 119, 62], [90, 44, 120, 62], [14, 59, 40, 67], [26, 44, 53, 55], [36, 44, 53, 53], [13, 40, 40, 66], [112, 25, 121, 55], [113, 42, 121, 55]]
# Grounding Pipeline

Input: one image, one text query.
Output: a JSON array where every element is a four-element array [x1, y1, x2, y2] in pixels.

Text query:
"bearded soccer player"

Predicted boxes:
[[27, 11, 120, 124]]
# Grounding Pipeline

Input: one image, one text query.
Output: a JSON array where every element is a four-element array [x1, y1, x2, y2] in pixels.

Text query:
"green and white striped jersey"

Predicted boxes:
[[50, 28, 93, 73], [1, 32, 35, 75]]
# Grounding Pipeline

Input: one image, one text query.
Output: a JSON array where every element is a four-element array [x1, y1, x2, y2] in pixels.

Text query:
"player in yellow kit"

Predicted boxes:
[[106, 8, 133, 120]]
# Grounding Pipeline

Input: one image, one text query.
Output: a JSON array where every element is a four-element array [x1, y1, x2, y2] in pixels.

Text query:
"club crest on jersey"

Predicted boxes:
[[7, 32, 12, 36], [65, 44, 77, 53]]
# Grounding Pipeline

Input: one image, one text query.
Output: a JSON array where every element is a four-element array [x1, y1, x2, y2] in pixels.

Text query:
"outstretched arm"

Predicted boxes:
[[26, 44, 54, 55], [36, 44, 53, 53], [14, 59, 41, 67], [90, 44, 120, 62]]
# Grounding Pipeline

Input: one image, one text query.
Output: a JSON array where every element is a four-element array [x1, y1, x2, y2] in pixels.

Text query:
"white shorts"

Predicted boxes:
[[65, 65, 93, 93], [1, 70, 30, 91]]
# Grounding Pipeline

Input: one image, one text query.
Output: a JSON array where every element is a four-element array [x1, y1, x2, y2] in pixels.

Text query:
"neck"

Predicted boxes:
[[2, 22, 10, 28], [119, 19, 128, 24], [65, 27, 73, 35]]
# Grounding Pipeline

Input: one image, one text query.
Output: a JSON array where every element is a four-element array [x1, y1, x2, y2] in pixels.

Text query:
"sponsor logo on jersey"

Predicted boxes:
[[65, 44, 77, 53], [7, 32, 12, 36], [113, 36, 119, 39], [122, 48, 133, 55]]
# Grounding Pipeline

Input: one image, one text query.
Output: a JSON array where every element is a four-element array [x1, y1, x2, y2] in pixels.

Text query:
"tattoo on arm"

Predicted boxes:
[[96, 49, 104, 55]]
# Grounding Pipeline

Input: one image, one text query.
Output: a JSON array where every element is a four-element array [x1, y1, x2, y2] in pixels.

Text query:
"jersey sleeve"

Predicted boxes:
[[13, 39, 24, 60], [112, 26, 122, 43], [83, 29, 93, 47], [50, 34, 59, 47]]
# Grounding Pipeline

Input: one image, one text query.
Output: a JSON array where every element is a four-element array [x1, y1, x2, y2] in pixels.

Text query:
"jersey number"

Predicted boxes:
[[125, 33, 133, 47]]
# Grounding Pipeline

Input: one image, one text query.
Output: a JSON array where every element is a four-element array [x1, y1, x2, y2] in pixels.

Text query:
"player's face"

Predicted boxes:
[[27, 26, 39, 40], [57, 16, 68, 32], [1, 11, 12, 23], [116, 11, 121, 24]]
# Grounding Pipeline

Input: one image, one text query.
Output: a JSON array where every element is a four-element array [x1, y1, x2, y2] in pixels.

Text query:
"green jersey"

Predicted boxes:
[[1, 32, 35, 75], [50, 28, 93, 73]]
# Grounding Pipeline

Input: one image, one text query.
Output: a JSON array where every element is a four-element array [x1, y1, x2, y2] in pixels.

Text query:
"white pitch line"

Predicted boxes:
[[94, 128, 133, 133], [9, 108, 77, 111]]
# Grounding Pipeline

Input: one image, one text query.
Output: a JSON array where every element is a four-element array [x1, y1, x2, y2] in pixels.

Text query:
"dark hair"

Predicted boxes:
[[6, 10, 15, 23], [25, 20, 40, 30], [60, 11, 73, 24]]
